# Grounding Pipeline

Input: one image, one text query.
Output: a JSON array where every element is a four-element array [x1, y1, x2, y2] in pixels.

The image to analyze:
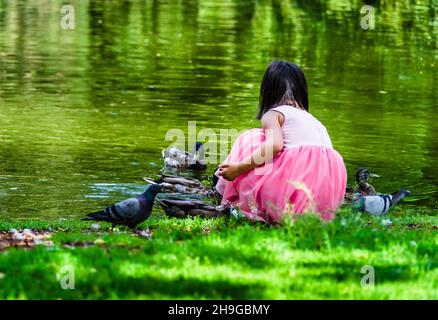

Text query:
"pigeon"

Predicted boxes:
[[162, 142, 207, 170], [81, 184, 161, 230], [352, 189, 411, 215], [157, 198, 230, 218]]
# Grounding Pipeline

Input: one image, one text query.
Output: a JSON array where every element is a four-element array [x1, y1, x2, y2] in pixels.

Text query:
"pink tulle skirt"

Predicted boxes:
[[215, 129, 347, 223]]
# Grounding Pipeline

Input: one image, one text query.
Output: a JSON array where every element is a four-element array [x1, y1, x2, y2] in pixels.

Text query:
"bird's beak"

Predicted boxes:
[[370, 173, 380, 178]]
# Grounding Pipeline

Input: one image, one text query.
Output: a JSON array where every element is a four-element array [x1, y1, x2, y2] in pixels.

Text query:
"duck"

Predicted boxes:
[[352, 189, 411, 216], [355, 167, 380, 195], [81, 184, 161, 231], [344, 168, 380, 202], [157, 198, 230, 218], [162, 142, 207, 170], [143, 174, 218, 198]]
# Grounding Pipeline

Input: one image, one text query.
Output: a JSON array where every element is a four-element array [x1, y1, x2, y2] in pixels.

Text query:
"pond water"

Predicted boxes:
[[0, 0, 437, 220]]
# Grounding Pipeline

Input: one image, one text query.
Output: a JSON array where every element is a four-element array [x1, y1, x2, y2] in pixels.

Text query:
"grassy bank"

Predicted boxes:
[[0, 206, 436, 299]]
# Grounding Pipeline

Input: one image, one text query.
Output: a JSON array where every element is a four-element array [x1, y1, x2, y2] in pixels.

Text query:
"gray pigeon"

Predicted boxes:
[[352, 189, 411, 215], [81, 184, 161, 230]]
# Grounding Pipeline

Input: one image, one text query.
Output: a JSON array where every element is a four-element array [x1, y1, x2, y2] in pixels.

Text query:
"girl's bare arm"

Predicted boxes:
[[218, 111, 284, 181]]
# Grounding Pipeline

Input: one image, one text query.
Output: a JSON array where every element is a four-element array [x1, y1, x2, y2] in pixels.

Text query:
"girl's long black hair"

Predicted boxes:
[[257, 61, 309, 119]]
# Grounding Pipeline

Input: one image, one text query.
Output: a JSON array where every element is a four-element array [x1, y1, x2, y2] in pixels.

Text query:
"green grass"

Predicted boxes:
[[0, 206, 437, 299]]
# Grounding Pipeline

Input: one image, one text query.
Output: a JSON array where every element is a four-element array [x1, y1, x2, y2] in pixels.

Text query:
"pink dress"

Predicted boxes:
[[215, 105, 347, 223]]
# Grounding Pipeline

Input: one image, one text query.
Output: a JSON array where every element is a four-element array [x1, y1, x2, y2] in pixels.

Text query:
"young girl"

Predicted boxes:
[[215, 61, 347, 223]]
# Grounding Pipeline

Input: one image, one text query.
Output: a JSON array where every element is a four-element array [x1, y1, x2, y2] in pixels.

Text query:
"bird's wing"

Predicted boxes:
[[143, 177, 157, 184], [114, 198, 141, 220], [161, 176, 202, 187], [362, 195, 392, 215], [158, 199, 210, 209]]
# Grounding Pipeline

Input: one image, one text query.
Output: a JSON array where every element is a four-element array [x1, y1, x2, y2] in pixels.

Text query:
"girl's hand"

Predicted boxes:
[[217, 162, 243, 181]]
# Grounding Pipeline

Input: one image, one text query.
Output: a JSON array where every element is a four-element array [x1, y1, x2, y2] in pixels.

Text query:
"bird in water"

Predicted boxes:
[[162, 142, 207, 170], [344, 168, 380, 202], [355, 167, 380, 195], [81, 184, 161, 231], [143, 174, 218, 198], [352, 189, 412, 216], [157, 198, 230, 219]]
